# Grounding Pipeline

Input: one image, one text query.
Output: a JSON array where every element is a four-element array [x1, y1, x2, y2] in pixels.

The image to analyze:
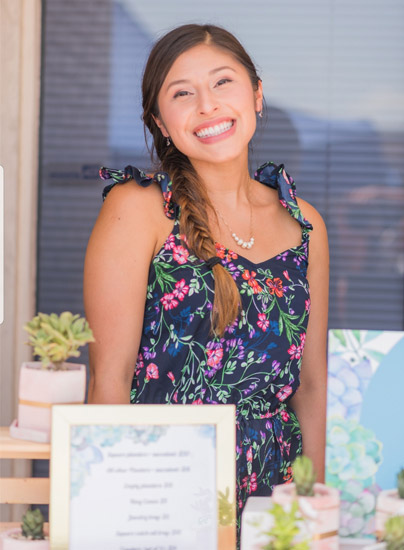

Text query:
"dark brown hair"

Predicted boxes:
[[142, 24, 261, 335]]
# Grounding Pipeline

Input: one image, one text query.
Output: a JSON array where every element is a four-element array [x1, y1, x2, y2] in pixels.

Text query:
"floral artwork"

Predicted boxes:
[[70, 425, 167, 498], [326, 329, 404, 538]]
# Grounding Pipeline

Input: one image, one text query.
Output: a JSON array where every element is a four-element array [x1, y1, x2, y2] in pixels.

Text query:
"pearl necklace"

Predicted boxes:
[[215, 195, 255, 250]]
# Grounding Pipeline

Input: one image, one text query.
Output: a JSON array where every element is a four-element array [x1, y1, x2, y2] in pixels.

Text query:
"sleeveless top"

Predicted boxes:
[[100, 161, 313, 534]]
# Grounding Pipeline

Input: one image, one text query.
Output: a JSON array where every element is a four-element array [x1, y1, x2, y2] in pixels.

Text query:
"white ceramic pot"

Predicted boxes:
[[13, 361, 86, 442], [272, 482, 340, 550], [0, 528, 49, 549], [375, 489, 404, 539]]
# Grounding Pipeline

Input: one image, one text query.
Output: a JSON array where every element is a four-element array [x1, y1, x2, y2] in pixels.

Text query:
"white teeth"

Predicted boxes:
[[196, 120, 233, 138]]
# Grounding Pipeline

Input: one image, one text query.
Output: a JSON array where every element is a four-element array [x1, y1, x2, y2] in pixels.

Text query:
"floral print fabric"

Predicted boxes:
[[100, 161, 313, 537]]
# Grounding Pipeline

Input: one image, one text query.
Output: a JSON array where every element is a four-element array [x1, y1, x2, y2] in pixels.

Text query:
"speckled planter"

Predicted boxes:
[[0, 528, 49, 549], [272, 482, 340, 550], [14, 361, 86, 442], [375, 489, 404, 539]]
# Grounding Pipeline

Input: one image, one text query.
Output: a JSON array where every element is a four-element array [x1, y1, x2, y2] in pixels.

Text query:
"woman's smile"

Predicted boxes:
[[194, 118, 236, 143]]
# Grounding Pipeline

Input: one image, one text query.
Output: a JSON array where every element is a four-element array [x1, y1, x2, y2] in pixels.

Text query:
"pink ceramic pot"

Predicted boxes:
[[272, 482, 340, 550], [16, 361, 86, 441], [375, 489, 404, 539], [0, 528, 49, 549]]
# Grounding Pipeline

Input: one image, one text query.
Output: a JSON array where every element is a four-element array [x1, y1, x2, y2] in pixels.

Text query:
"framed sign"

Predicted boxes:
[[50, 404, 236, 550]]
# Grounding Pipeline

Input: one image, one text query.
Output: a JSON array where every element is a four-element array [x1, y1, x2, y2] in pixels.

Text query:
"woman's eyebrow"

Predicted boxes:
[[166, 66, 237, 91]]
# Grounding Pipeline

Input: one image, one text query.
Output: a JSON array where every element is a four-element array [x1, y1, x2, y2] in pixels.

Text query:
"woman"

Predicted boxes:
[[84, 23, 328, 536]]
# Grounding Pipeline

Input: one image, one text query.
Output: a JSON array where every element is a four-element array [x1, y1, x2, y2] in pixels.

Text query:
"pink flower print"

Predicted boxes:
[[164, 233, 175, 250], [173, 245, 189, 265], [160, 293, 179, 311], [167, 371, 175, 383], [179, 233, 189, 245], [283, 270, 291, 281], [206, 347, 223, 367], [242, 472, 257, 494], [146, 363, 159, 381], [135, 353, 144, 376], [246, 446, 253, 463], [299, 332, 306, 348], [257, 313, 270, 332], [281, 410, 290, 422], [276, 385, 293, 402], [238, 499, 243, 509], [173, 278, 189, 301], [173, 391, 178, 403], [305, 298, 311, 313], [288, 343, 302, 360], [192, 398, 203, 405]]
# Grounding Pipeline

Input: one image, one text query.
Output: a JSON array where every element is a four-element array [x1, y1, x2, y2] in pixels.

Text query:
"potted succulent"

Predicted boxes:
[[261, 501, 310, 550], [272, 456, 340, 549], [0, 508, 49, 549], [218, 488, 236, 549], [364, 515, 404, 550], [376, 469, 404, 538], [10, 312, 94, 442]]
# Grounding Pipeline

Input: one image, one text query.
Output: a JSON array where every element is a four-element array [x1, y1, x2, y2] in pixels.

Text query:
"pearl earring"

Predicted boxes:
[[258, 109, 263, 119], [166, 137, 171, 146]]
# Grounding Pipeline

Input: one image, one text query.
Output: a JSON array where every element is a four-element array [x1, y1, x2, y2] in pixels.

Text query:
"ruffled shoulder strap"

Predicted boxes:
[[254, 161, 313, 231], [99, 165, 178, 220]]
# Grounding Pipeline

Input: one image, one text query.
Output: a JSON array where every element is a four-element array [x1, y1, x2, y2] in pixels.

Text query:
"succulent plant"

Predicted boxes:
[[383, 515, 404, 550], [21, 508, 45, 540], [292, 455, 316, 497], [397, 468, 404, 499], [218, 487, 234, 526], [24, 311, 94, 369], [262, 501, 310, 550]]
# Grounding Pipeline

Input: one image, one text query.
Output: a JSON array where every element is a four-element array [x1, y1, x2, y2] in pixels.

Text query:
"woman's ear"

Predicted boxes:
[[255, 79, 264, 114], [152, 114, 169, 138]]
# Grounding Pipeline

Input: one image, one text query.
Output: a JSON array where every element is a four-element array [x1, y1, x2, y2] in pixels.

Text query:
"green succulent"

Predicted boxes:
[[24, 311, 95, 369], [397, 468, 404, 499], [218, 487, 234, 526], [292, 455, 316, 497], [21, 508, 45, 540], [384, 515, 404, 550], [262, 501, 310, 550]]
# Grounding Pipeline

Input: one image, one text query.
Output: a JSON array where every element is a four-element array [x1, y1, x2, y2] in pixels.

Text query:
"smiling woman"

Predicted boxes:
[[84, 23, 329, 547]]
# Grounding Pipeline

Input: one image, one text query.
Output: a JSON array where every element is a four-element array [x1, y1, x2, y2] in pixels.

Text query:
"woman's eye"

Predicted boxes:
[[173, 90, 190, 98], [216, 78, 232, 86]]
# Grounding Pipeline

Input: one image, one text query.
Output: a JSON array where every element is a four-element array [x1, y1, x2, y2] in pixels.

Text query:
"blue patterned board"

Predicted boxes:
[[326, 329, 404, 539]]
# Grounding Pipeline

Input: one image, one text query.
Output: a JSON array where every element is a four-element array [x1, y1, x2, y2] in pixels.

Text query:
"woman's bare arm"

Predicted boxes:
[[83, 181, 170, 404], [289, 200, 329, 482]]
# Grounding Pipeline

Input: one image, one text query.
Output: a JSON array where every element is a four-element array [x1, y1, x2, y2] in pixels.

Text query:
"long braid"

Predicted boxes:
[[160, 144, 241, 336]]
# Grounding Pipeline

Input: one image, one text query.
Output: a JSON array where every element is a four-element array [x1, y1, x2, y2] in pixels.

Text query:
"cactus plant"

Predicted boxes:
[[218, 487, 234, 526], [261, 501, 310, 550], [24, 311, 94, 369], [292, 455, 316, 497], [21, 508, 45, 540], [397, 468, 404, 499], [383, 515, 404, 550]]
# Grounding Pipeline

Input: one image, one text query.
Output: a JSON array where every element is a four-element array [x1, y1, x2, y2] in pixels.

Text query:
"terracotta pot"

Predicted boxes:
[[218, 524, 236, 550], [0, 528, 49, 549], [375, 489, 404, 539], [272, 482, 340, 550], [14, 361, 86, 442]]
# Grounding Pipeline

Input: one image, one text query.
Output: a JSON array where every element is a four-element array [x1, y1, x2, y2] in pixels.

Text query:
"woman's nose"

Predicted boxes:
[[197, 89, 219, 115]]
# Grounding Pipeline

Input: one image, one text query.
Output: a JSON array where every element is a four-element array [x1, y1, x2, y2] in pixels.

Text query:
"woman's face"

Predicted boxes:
[[155, 44, 263, 167]]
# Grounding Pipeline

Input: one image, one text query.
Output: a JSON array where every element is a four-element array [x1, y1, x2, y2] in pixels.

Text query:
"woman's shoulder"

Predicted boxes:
[[296, 197, 327, 236]]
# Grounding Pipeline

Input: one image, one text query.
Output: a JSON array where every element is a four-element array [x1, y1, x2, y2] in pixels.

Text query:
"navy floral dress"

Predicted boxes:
[[100, 161, 312, 537]]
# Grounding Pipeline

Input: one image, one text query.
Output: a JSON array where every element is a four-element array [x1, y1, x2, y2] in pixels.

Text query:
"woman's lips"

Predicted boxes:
[[194, 119, 236, 143]]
